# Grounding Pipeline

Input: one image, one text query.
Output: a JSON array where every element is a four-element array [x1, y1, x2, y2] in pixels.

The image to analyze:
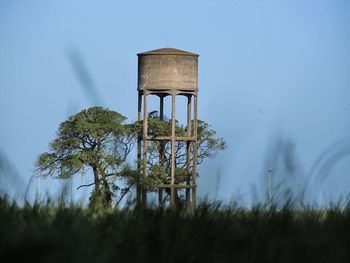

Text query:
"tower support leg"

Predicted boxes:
[[170, 93, 176, 207], [192, 95, 198, 208], [186, 95, 192, 207], [142, 92, 148, 206], [158, 96, 164, 208], [137, 91, 142, 206]]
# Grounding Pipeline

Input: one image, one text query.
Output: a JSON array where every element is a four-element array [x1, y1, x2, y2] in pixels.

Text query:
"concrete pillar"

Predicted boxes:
[[186, 95, 192, 207], [158, 95, 164, 208], [137, 91, 142, 205], [170, 92, 176, 207], [142, 92, 148, 205], [192, 94, 198, 208]]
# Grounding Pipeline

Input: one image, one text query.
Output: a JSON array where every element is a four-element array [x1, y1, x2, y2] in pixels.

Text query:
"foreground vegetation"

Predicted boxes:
[[1, 197, 350, 263]]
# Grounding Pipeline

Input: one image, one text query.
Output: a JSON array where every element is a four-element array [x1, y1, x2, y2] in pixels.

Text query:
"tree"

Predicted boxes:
[[133, 111, 226, 205], [36, 107, 135, 208], [37, 107, 226, 208]]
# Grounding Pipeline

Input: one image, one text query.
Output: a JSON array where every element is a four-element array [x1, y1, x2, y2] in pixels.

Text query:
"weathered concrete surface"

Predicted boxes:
[[138, 48, 198, 92]]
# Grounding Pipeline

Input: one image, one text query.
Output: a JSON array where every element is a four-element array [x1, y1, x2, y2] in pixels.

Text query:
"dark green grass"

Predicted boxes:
[[1, 197, 350, 263]]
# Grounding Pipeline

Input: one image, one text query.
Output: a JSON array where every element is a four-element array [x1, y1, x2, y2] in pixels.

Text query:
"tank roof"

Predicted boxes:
[[137, 47, 199, 57]]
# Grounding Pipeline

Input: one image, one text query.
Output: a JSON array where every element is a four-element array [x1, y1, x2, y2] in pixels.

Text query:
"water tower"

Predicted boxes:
[[137, 47, 199, 207]]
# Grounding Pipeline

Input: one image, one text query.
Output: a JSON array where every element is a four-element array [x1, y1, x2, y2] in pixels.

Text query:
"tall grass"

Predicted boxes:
[[1, 196, 350, 263]]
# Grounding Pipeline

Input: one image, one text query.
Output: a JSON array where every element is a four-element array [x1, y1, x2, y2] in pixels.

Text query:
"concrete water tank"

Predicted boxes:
[[137, 48, 199, 92]]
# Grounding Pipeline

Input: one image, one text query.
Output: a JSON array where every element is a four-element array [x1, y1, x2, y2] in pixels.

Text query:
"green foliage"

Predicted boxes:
[[133, 111, 226, 195], [146, 165, 169, 189], [36, 107, 226, 208], [196, 120, 227, 161], [36, 107, 135, 208], [2, 196, 350, 263]]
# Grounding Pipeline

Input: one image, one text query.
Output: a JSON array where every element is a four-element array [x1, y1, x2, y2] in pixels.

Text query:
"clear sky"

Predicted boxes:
[[1, 0, 349, 205]]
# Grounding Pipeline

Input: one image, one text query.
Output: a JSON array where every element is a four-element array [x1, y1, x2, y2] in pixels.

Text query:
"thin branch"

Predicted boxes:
[[77, 182, 95, 190], [114, 186, 131, 208]]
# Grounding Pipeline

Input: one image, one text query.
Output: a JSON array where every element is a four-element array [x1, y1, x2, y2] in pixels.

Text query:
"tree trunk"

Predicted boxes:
[[90, 165, 112, 208], [101, 177, 112, 208], [93, 166, 99, 191], [99, 165, 112, 208], [165, 188, 183, 208]]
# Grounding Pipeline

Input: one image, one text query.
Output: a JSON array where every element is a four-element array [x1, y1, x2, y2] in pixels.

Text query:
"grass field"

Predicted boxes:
[[1, 196, 350, 263]]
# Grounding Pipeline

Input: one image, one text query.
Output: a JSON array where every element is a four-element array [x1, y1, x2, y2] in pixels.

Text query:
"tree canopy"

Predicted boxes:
[[133, 111, 227, 204], [36, 107, 135, 208], [37, 107, 226, 208]]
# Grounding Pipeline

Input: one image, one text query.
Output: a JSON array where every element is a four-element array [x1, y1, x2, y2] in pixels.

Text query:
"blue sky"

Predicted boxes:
[[1, 0, 349, 205]]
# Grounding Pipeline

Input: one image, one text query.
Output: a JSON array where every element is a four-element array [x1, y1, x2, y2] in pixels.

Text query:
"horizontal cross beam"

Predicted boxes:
[[158, 184, 196, 189], [146, 136, 196, 141]]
